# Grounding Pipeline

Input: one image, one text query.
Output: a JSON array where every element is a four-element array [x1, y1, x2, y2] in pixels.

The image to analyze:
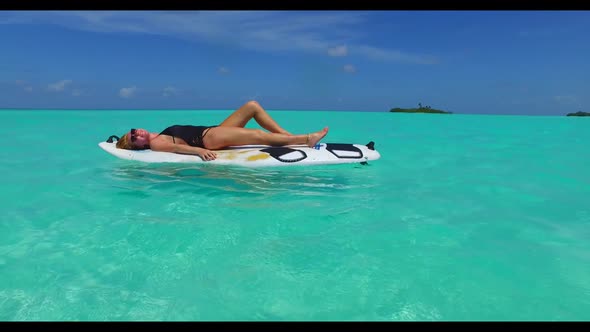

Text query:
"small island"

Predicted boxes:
[[566, 111, 590, 117], [390, 103, 452, 114]]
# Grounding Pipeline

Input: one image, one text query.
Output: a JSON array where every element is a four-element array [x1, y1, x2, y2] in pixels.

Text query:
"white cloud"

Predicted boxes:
[[0, 14, 34, 25], [218, 66, 230, 75], [72, 89, 88, 96], [356, 45, 439, 64], [15, 80, 32, 91], [0, 11, 438, 65], [343, 64, 356, 73], [162, 86, 178, 97], [554, 95, 577, 105], [48, 79, 72, 92], [119, 86, 137, 98], [327, 45, 348, 57]]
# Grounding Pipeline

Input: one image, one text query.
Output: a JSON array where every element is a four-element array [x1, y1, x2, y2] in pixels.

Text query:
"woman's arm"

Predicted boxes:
[[150, 140, 218, 161]]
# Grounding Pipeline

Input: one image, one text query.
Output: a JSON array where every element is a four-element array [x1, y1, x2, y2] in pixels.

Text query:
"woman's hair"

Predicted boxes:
[[116, 132, 147, 150]]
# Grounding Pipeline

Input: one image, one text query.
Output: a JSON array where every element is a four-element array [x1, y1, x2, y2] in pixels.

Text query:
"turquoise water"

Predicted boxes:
[[1, 109, 589, 321]]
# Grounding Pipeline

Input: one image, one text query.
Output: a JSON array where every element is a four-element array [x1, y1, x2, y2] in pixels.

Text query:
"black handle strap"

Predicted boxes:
[[106, 135, 120, 143], [260, 147, 307, 163]]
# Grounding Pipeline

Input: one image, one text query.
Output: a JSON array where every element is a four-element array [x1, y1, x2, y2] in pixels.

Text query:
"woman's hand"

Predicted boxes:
[[198, 148, 217, 161], [150, 140, 218, 161]]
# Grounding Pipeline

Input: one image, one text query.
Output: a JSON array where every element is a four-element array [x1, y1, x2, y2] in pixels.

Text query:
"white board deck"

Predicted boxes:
[[98, 141, 380, 167]]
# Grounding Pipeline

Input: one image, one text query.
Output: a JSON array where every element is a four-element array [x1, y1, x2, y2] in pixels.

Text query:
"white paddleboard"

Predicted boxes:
[[98, 140, 380, 167]]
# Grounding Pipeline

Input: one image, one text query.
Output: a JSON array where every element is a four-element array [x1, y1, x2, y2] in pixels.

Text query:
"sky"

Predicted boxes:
[[0, 10, 588, 115]]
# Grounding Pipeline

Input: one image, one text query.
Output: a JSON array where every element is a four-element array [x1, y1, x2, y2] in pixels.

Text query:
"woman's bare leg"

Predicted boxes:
[[204, 126, 329, 150], [218, 100, 292, 135]]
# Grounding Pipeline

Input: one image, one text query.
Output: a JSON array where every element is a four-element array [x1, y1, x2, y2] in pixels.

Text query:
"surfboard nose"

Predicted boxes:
[[366, 149, 381, 160], [364, 141, 380, 160]]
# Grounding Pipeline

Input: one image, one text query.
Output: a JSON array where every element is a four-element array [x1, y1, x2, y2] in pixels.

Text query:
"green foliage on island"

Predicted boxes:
[[566, 111, 590, 117], [389, 103, 452, 114]]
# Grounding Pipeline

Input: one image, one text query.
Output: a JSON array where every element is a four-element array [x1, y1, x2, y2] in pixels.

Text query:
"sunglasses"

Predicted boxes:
[[130, 128, 137, 142], [129, 128, 150, 149]]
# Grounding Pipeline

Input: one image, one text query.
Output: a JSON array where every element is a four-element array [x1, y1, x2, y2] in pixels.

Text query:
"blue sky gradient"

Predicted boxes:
[[0, 10, 588, 115]]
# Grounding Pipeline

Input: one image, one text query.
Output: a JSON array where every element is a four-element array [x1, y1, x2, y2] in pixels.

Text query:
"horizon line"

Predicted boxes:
[[0, 107, 386, 112], [0, 108, 579, 117]]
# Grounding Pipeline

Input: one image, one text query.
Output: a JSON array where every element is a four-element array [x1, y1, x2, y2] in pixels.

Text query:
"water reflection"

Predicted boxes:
[[103, 162, 377, 198]]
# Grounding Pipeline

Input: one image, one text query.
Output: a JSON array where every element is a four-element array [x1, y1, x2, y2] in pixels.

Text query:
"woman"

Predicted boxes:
[[116, 100, 329, 161]]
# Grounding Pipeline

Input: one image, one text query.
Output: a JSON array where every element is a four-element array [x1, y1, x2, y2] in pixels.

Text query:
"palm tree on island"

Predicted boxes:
[[566, 111, 590, 116]]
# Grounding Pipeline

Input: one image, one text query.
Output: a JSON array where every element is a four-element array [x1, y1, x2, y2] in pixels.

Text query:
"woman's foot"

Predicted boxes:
[[307, 127, 329, 147]]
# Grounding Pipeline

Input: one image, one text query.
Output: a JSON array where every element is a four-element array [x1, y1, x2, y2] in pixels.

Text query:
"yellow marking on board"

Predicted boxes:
[[247, 153, 270, 161], [216, 151, 238, 160]]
